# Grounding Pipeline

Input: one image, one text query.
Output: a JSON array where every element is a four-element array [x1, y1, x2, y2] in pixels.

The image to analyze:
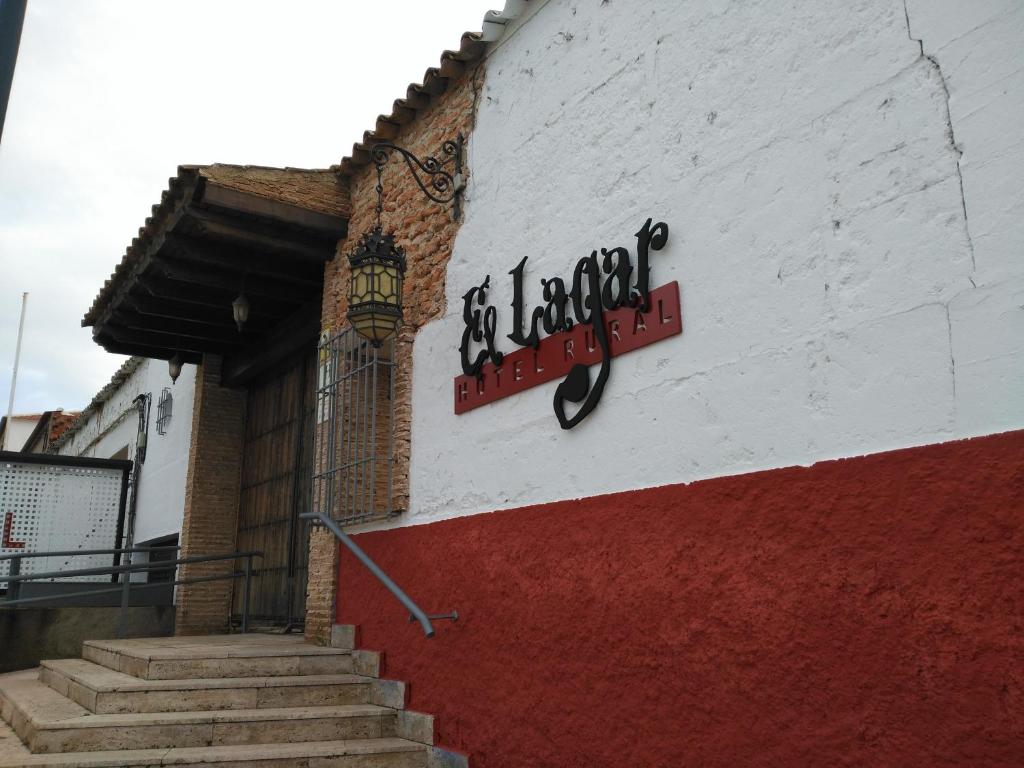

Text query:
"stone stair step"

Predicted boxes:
[[82, 636, 354, 680], [38, 660, 386, 715], [0, 672, 88, 746], [0, 735, 427, 767], [2, 670, 399, 754]]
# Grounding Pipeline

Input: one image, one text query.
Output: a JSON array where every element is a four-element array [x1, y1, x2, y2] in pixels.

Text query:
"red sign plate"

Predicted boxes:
[[454, 281, 682, 414]]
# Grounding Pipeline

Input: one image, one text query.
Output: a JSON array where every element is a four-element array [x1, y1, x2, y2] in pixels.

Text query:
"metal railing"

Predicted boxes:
[[301, 511, 456, 638], [0, 547, 263, 636]]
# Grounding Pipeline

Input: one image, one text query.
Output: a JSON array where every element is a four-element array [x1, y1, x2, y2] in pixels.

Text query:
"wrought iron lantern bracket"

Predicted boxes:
[[370, 133, 465, 220]]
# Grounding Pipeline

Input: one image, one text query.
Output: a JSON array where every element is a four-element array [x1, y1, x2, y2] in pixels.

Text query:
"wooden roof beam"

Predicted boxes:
[[123, 293, 274, 326], [163, 234, 325, 286], [92, 334, 205, 363], [151, 261, 313, 304], [98, 324, 243, 353], [183, 206, 341, 260], [109, 310, 259, 346], [135, 277, 297, 317]]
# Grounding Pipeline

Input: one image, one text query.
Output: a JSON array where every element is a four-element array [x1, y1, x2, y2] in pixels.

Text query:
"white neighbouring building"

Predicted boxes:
[[52, 357, 196, 550], [0, 414, 40, 453]]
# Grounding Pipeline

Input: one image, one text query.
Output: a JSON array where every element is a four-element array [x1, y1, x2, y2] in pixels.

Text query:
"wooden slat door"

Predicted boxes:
[[232, 353, 315, 628]]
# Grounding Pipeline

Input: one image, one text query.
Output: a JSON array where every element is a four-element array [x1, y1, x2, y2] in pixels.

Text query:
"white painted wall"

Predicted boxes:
[[1, 416, 39, 452], [403, 0, 1024, 525], [57, 362, 144, 461], [58, 359, 196, 544], [134, 360, 195, 544]]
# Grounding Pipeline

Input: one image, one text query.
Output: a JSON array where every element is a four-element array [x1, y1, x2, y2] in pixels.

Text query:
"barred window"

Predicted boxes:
[[311, 327, 398, 527], [155, 388, 173, 435]]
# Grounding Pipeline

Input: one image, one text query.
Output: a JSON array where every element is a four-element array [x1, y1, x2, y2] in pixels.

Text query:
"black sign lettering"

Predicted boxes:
[[458, 218, 671, 429]]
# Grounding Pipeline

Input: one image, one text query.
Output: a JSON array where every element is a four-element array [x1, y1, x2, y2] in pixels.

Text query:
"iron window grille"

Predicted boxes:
[[311, 326, 397, 527], [155, 388, 172, 435]]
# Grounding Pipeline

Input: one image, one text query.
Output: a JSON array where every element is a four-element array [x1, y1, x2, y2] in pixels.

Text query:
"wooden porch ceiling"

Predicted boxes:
[[84, 165, 349, 387]]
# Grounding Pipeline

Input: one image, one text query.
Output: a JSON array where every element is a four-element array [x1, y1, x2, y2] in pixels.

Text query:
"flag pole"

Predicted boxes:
[[4, 291, 28, 450]]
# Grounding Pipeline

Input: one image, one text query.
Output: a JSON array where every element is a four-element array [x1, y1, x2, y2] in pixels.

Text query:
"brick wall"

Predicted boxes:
[[176, 354, 247, 635], [306, 63, 484, 644]]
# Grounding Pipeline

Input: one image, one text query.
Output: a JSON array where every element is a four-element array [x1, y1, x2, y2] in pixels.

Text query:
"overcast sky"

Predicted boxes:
[[0, 0, 498, 416]]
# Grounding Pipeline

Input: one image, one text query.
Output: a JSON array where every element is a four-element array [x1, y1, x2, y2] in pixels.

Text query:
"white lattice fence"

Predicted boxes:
[[0, 455, 129, 582]]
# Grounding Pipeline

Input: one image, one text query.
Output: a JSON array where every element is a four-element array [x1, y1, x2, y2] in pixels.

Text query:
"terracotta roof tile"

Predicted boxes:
[[334, 2, 527, 175], [48, 410, 81, 443], [47, 357, 144, 453]]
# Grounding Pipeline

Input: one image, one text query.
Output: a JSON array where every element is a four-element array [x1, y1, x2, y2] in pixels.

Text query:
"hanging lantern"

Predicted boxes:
[[347, 226, 406, 346], [232, 292, 250, 332], [168, 353, 183, 384]]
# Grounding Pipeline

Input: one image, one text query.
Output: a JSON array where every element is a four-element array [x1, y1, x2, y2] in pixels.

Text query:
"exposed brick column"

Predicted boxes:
[[175, 354, 247, 635], [305, 527, 340, 645], [305, 66, 484, 644]]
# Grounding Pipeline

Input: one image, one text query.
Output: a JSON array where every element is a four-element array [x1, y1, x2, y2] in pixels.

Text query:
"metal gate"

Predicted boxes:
[[231, 353, 315, 628]]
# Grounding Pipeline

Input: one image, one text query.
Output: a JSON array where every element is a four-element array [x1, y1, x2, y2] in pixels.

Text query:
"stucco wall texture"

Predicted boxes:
[[340, 430, 1024, 767], [329, 2, 1023, 765], [397, 0, 1024, 526]]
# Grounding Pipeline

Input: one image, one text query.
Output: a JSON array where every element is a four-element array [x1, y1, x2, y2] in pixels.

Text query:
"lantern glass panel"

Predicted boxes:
[[378, 267, 397, 302], [346, 226, 407, 346], [353, 268, 372, 303]]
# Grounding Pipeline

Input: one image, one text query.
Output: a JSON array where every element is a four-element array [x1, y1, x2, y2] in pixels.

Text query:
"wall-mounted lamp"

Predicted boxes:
[[168, 353, 183, 384], [232, 292, 250, 332], [346, 133, 464, 346], [347, 227, 406, 347]]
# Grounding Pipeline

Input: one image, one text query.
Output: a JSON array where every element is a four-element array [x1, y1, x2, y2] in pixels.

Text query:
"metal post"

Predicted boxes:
[[7, 554, 21, 602], [241, 554, 252, 634], [4, 292, 27, 450], [116, 556, 132, 638], [0, 0, 28, 144]]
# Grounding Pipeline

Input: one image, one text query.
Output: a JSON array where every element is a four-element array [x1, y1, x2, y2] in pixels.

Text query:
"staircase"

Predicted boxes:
[[0, 633, 452, 767]]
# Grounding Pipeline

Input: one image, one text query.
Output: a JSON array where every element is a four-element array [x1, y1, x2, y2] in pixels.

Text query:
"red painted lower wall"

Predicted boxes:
[[337, 431, 1024, 767]]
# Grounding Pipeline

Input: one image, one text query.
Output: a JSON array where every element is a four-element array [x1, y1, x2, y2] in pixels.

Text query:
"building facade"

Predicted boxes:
[[52, 356, 196, 549], [81, 1, 1023, 765], [0, 414, 39, 452], [19, 409, 79, 454]]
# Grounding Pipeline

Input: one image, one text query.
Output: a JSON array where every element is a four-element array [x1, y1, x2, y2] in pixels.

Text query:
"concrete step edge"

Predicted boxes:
[[81, 645, 356, 681], [39, 659, 374, 692], [82, 638, 352, 662], [0, 736, 428, 767], [32, 704, 399, 730], [0, 671, 86, 746], [39, 660, 406, 714]]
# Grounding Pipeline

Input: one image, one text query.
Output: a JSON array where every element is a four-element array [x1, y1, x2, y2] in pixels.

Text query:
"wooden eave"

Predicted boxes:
[[84, 165, 349, 386]]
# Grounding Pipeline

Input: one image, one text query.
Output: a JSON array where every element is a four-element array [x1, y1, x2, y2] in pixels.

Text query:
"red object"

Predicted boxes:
[[454, 281, 682, 413], [338, 430, 1024, 767], [2, 512, 25, 549]]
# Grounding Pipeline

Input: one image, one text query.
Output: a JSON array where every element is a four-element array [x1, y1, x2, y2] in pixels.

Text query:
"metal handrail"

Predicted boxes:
[[0, 551, 263, 584], [0, 549, 263, 636], [0, 546, 180, 561], [301, 511, 455, 638], [0, 571, 246, 606]]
